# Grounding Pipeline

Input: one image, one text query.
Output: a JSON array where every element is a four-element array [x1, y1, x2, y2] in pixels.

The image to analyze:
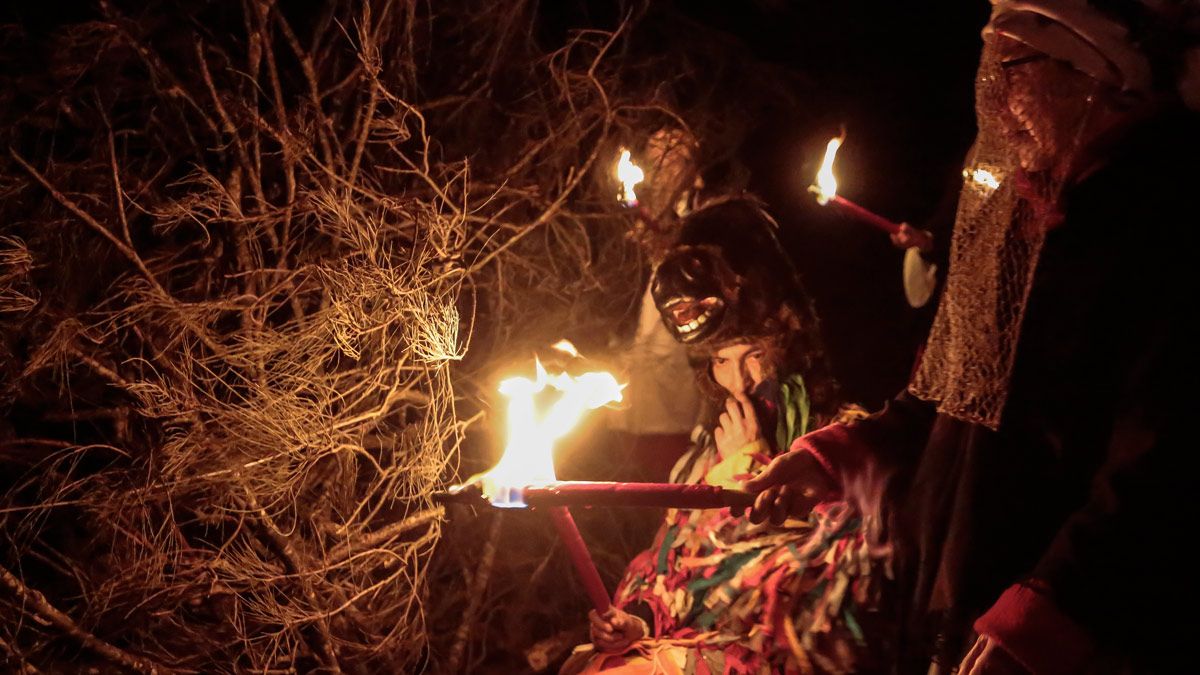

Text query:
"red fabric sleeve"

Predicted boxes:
[[787, 392, 935, 511], [974, 582, 1095, 675]]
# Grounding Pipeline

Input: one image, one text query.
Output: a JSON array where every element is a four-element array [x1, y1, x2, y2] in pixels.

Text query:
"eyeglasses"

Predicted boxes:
[[999, 53, 1051, 70], [997, 52, 1053, 90]]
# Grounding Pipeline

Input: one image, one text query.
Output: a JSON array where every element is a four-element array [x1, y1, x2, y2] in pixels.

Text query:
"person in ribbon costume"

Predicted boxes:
[[745, 2, 1200, 673], [562, 198, 891, 674]]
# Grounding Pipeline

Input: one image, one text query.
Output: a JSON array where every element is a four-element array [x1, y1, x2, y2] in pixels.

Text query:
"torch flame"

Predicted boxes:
[[551, 339, 580, 358], [616, 149, 645, 207], [812, 135, 845, 206], [481, 356, 623, 507]]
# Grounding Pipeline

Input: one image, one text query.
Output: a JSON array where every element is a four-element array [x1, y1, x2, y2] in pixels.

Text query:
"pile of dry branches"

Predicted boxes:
[[0, 1, 810, 672]]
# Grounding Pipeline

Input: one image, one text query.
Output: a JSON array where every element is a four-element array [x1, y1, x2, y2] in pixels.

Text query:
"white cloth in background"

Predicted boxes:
[[610, 285, 701, 434], [903, 246, 939, 309]]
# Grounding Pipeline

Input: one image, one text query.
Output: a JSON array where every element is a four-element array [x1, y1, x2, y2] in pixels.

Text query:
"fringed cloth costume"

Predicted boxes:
[[562, 375, 889, 674], [786, 3, 1200, 670]]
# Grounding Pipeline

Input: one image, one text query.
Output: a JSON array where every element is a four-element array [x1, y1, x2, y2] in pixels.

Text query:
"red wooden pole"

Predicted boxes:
[[548, 506, 611, 613], [525, 482, 754, 510], [829, 195, 902, 235]]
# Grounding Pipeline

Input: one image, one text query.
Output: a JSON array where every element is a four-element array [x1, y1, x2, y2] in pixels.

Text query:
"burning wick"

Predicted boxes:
[[479, 345, 623, 611], [808, 134, 904, 236], [614, 147, 664, 231], [440, 342, 754, 611], [443, 342, 754, 509], [482, 355, 622, 507], [616, 149, 645, 208]]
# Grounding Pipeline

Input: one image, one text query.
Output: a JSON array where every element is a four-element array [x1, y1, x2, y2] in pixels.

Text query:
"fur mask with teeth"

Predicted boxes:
[[650, 197, 842, 422], [650, 197, 842, 423], [650, 198, 804, 350]]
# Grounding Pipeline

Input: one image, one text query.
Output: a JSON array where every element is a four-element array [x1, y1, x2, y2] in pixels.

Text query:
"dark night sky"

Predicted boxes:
[[670, 1, 991, 405], [3, 0, 993, 406]]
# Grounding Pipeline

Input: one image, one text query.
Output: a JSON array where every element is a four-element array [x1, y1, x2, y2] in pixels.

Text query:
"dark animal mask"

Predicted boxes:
[[650, 199, 804, 347]]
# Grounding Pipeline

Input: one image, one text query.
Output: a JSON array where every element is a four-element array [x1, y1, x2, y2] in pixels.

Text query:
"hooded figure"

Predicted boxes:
[[650, 198, 841, 429], [562, 199, 889, 674], [746, 2, 1200, 673]]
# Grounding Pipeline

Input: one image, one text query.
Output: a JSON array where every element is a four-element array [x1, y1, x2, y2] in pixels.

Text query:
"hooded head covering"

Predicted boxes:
[[910, 0, 1199, 429], [650, 197, 840, 419]]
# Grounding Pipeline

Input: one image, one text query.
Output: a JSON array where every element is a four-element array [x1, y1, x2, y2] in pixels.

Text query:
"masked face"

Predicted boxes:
[[650, 244, 731, 343], [650, 201, 799, 346], [990, 35, 1106, 173], [984, 34, 1132, 176]]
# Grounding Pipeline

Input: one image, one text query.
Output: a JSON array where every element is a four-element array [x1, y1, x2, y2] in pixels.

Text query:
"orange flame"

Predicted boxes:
[[616, 149, 645, 207], [551, 339, 581, 358], [480, 354, 623, 506], [812, 134, 845, 205]]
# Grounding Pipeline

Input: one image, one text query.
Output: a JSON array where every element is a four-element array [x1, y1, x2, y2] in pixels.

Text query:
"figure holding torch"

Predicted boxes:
[[553, 199, 888, 673], [809, 133, 973, 308]]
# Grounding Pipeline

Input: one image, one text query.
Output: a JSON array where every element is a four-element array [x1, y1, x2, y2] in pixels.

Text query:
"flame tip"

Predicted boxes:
[[551, 339, 581, 358], [813, 134, 844, 204], [616, 148, 645, 207]]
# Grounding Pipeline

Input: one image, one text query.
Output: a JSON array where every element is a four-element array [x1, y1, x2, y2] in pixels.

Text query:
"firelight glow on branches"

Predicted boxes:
[[480, 347, 623, 507], [616, 149, 645, 207]]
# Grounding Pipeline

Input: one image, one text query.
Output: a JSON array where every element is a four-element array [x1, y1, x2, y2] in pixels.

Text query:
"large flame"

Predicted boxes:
[[812, 135, 844, 205], [480, 351, 623, 507], [616, 149, 645, 207]]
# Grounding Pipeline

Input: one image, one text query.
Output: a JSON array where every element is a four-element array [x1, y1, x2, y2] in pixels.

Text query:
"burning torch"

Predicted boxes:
[[809, 133, 934, 251], [437, 342, 753, 613]]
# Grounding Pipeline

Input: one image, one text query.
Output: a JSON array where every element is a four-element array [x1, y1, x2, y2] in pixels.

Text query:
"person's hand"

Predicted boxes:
[[713, 396, 761, 458], [890, 223, 934, 252], [958, 635, 1030, 675], [742, 449, 837, 525], [589, 607, 647, 654]]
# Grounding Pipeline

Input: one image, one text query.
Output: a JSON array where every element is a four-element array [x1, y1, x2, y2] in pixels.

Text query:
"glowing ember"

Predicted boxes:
[[966, 166, 1001, 191], [480, 357, 623, 507], [616, 149, 645, 207], [813, 134, 845, 205], [551, 339, 580, 358]]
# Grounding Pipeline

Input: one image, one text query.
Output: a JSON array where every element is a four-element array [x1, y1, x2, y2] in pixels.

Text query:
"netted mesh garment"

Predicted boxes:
[[909, 44, 1087, 429]]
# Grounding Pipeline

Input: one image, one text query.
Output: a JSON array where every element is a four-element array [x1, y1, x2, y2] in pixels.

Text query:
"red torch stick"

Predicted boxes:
[[819, 192, 902, 235], [524, 481, 754, 510], [437, 481, 754, 511], [809, 134, 934, 248], [548, 506, 611, 613]]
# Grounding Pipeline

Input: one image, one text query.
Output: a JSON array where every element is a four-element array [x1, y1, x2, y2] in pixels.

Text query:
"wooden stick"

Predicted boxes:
[[0, 564, 168, 674], [548, 507, 610, 613]]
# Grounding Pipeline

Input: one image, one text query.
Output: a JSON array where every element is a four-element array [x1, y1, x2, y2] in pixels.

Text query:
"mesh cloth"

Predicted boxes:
[[908, 39, 1095, 429]]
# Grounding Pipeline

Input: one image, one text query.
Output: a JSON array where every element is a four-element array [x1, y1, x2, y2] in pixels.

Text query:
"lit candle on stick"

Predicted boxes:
[[440, 480, 754, 510], [616, 148, 645, 208], [439, 342, 755, 611], [809, 134, 906, 237], [615, 147, 664, 230], [443, 342, 757, 511], [472, 345, 624, 612]]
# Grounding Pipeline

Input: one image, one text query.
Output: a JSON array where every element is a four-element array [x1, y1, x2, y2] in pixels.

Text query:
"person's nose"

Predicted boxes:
[[733, 361, 752, 398]]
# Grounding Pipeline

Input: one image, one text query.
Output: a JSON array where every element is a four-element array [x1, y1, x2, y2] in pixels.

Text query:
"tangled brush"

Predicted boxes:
[[0, 1, 812, 672]]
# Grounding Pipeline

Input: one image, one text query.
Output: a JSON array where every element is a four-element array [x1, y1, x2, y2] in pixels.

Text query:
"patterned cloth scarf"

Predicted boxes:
[[562, 375, 889, 675]]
